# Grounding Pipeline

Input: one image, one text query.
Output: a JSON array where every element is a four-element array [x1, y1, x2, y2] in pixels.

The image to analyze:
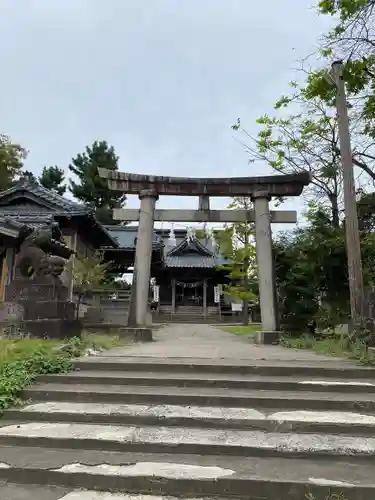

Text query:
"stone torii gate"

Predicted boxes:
[[99, 169, 310, 339]]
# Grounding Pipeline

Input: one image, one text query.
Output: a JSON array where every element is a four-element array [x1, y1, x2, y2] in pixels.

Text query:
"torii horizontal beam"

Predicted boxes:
[[113, 208, 297, 224], [98, 169, 310, 197]]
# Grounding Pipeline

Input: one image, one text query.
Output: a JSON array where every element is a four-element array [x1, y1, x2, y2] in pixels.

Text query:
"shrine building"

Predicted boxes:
[[104, 225, 240, 322], [0, 179, 241, 322]]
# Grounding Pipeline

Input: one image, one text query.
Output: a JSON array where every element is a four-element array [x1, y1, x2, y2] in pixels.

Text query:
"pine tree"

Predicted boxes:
[[0, 134, 27, 190], [69, 140, 126, 224], [39, 166, 66, 196]]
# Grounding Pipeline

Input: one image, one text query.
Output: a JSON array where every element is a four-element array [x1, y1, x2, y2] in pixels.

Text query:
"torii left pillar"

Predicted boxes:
[[131, 189, 158, 328]]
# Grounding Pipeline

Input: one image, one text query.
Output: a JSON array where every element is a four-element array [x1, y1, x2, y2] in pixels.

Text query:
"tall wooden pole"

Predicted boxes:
[[331, 60, 364, 330]]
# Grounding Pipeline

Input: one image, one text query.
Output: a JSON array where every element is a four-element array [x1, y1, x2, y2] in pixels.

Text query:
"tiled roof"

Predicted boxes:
[[0, 214, 72, 253], [0, 180, 119, 248], [104, 226, 163, 249], [164, 255, 214, 268], [0, 178, 88, 214], [164, 250, 229, 268], [103, 226, 230, 268], [166, 236, 213, 257], [0, 212, 55, 230], [164, 234, 229, 268]]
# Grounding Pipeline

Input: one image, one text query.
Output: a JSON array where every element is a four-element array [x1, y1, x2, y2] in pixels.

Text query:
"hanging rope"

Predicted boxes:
[[175, 280, 205, 288]]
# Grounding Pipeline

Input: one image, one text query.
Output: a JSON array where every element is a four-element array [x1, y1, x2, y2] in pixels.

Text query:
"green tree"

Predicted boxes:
[[215, 197, 257, 325], [73, 251, 111, 319], [233, 84, 344, 227], [303, 63, 375, 180], [318, 0, 375, 64], [69, 140, 126, 224], [274, 205, 349, 334], [275, 201, 375, 338], [39, 166, 66, 196], [0, 135, 27, 190], [303, 0, 375, 176]]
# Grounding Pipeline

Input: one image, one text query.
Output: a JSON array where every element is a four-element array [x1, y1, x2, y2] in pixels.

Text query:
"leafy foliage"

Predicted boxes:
[[233, 83, 343, 226], [74, 251, 111, 292], [39, 165, 66, 195], [0, 341, 73, 410], [215, 197, 257, 325], [318, 0, 375, 62], [281, 333, 375, 367], [304, 0, 375, 179], [229, 0, 375, 335], [69, 140, 126, 224], [0, 135, 28, 190], [73, 251, 112, 318], [274, 206, 349, 334], [274, 201, 375, 335], [0, 333, 125, 411]]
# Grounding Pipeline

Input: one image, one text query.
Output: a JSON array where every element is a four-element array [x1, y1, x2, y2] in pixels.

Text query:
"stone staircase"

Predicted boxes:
[[155, 305, 225, 323], [0, 355, 375, 498]]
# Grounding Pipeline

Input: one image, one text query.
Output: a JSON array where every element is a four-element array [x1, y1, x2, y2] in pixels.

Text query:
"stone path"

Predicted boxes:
[[1, 324, 375, 499]]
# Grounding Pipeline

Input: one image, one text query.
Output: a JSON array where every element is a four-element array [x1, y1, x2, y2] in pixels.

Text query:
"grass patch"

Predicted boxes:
[[82, 331, 124, 351], [0, 331, 126, 411], [281, 333, 375, 366], [306, 492, 347, 500], [219, 324, 260, 335]]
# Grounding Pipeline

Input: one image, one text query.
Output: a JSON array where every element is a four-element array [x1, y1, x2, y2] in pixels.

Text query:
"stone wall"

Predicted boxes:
[[80, 289, 131, 327]]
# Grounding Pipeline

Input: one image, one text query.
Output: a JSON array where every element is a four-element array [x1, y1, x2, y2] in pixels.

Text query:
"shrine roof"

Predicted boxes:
[[104, 225, 163, 249], [103, 225, 230, 268], [164, 233, 229, 268], [166, 235, 214, 257], [164, 253, 228, 268]]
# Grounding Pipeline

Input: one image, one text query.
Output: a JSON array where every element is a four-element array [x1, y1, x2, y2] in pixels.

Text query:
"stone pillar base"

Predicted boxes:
[[254, 330, 281, 345], [146, 311, 153, 327], [119, 327, 153, 342], [22, 318, 82, 340]]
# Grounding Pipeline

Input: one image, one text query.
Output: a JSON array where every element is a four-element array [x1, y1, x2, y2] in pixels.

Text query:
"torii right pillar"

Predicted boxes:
[[252, 190, 279, 344]]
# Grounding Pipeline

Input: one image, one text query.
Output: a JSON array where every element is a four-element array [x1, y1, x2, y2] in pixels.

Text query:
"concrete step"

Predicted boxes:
[[5, 351, 375, 498], [0, 481, 221, 500], [0, 482, 71, 500], [1, 421, 375, 460], [0, 445, 373, 499], [36, 370, 375, 393], [154, 317, 225, 324], [7, 401, 375, 436], [21, 382, 375, 411], [74, 357, 375, 379]]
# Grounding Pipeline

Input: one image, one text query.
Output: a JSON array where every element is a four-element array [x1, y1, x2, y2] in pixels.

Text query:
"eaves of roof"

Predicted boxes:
[[104, 226, 163, 249], [0, 179, 88, 214], [167, 236, 213, 258], [164, 253, 230, 269]]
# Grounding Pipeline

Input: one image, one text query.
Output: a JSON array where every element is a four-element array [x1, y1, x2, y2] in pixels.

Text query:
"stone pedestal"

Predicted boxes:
[[254, 330, 281, 345], [21, 318, 81, 340], [3, 278, 82, 340], [119, 327, 153, 342]]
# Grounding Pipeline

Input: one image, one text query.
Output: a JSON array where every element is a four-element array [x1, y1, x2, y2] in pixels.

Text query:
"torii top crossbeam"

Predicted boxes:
[[98, 169, 310, 197]]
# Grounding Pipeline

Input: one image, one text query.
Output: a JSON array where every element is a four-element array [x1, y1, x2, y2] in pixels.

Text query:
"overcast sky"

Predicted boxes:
[[0, 0, 333, 230]]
